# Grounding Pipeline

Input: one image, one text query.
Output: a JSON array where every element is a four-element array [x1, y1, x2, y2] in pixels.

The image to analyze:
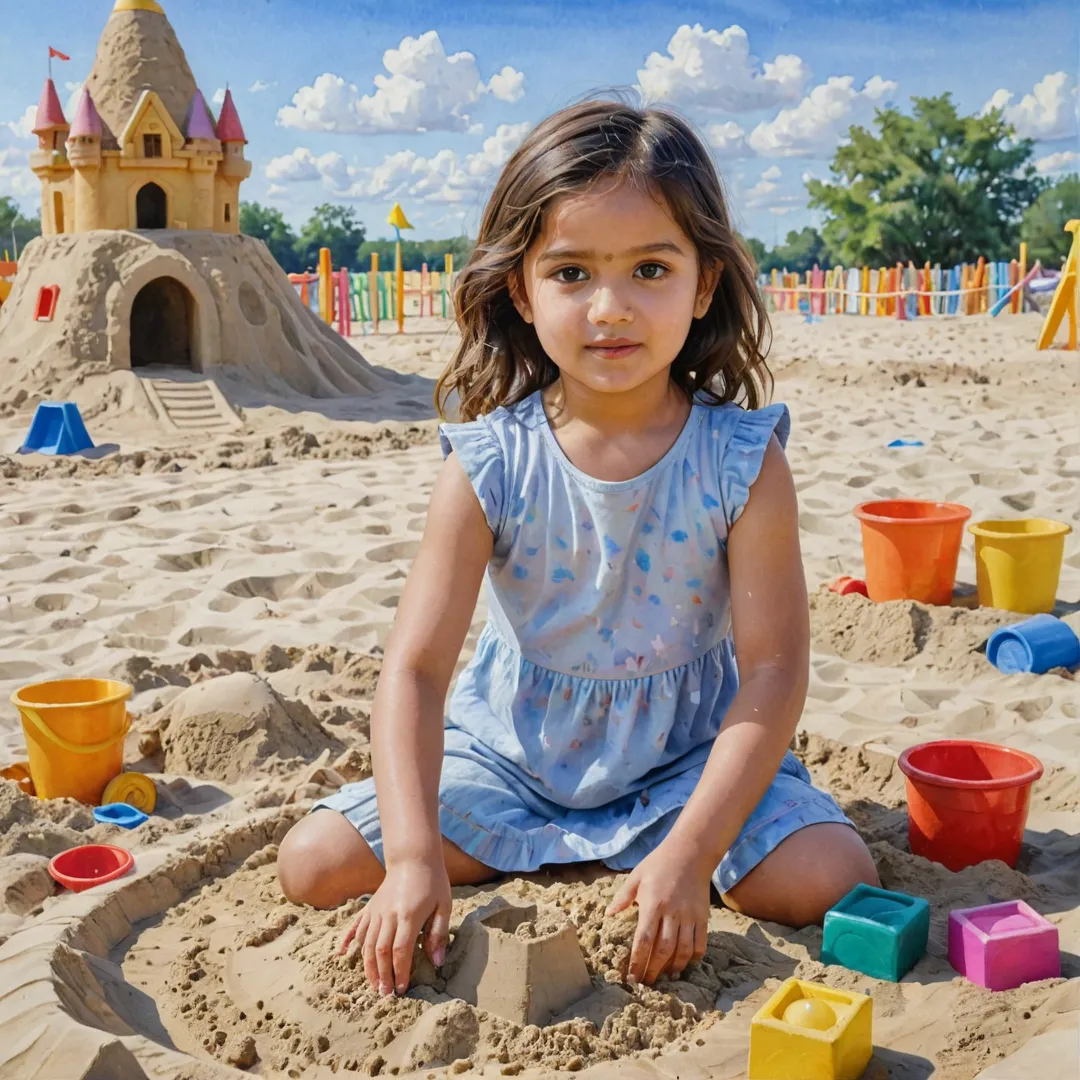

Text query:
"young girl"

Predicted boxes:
[[278, 98, 878, 997]]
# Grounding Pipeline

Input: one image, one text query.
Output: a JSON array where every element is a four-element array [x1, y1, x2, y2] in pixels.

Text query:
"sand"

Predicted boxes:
[[0, 312, 1077, 1079]]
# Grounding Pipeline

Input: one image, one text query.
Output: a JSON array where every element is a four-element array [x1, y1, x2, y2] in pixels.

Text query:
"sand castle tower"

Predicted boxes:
[[0, 0, 413, 429]]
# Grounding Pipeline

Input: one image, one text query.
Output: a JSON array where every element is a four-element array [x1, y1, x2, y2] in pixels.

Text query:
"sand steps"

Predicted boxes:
[[142, 374, 244, 433]]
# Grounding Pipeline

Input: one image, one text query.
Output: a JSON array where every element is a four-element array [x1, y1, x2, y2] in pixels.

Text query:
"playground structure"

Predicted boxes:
[[1036, 219, 1078, 349], [289, 250, 458, 336], [759, 245, 1060, 321], [0, 258, 15, 306]]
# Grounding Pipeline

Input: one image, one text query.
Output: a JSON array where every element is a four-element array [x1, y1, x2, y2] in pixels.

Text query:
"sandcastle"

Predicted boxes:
[[0, 0, 417, 428]]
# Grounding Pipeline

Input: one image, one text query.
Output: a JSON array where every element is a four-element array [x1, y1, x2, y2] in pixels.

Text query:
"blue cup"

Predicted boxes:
[[986, 614, 1080, 674]]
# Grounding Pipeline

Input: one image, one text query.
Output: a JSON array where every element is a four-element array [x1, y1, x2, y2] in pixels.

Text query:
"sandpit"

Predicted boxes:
[[0, 316, 1077, 1079]]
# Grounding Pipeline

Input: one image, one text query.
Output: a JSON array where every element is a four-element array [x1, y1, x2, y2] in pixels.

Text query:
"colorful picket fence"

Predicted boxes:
[[759, 256, 1036, 319], [289, 259, 459, 335]]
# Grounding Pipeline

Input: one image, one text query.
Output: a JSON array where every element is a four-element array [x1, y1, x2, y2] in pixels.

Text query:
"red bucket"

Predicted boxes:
[[897, 741, 1043, 871]]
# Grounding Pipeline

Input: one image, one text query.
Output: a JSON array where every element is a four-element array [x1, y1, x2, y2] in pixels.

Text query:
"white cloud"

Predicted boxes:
[[487, 65, 525, 104], [64, 81, 84, 118], [637, 24, 808, 113], [4, 106, 37, 141], [1035, 149, 1079, 174], [0, 146, 37, 200], [212, 88, 226, 106], [278, 31, 525, 134], [266, 183, 289, 198], [748, 75, 897, 158], [249, 79, 276, 94], [982, 72, 1079, 141], [266, 121, 531, 206], [743, 165, 781, 208], [706, 120, 750, 158]]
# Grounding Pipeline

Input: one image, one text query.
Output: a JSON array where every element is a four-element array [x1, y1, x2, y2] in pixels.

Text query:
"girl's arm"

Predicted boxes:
[[349, 451, 493, 994], [609, 435, 809, 981]]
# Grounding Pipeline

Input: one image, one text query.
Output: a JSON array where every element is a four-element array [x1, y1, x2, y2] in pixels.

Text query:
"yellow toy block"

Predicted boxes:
[[748, 977, 873, 1080]]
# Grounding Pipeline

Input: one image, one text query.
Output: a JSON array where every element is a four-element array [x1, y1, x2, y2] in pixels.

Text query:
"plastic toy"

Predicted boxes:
[[821, 883, 930, 981], [18, 401, 95, 456], [748, 977, 872, 1080], [853, 499, 972, 605], [92, 802, 149, 829], [34, 285, 60, 322], [101, 771, 158, 812], [986, 615, 1080, 674], [0, 762, 35, 796], [969, 518, 1072, 614], [48, 843, 134, 892], [828, 576, 868, 597], [897, 740, 1043, 871], [1036, 220, 1077, 350], [886, 438, 924, 448], [948, 900, 1060, 990], [10, 678, 147, 806]]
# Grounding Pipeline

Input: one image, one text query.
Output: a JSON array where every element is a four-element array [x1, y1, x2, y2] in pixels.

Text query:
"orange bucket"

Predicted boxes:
[[854, 500, 972, 605], [11, 679, 132, 804]]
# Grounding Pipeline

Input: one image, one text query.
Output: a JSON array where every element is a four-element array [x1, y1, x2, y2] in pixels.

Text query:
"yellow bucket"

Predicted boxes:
[[969, 518, 1073, 614], [10, 679, 132, 804]]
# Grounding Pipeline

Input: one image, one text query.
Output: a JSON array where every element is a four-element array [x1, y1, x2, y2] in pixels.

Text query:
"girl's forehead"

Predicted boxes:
[[537, 184, 688, 253]]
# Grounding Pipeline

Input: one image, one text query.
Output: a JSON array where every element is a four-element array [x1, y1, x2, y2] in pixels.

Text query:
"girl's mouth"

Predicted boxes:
[[586, 342, 641, 359]]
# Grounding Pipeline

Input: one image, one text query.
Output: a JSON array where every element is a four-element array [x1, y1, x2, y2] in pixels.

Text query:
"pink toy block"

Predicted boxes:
[[948, 901, 1060, 991]]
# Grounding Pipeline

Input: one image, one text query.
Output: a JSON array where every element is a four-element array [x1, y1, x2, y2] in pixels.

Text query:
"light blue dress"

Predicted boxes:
[[316, 390, 851, 893]]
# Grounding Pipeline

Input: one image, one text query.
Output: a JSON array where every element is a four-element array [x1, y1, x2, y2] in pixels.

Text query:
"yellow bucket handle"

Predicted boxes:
[[18, 706, 130, 755]]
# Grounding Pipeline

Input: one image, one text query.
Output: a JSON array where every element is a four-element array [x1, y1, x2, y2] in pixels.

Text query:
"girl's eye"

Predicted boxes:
[[553, 266, 588, 284], [636, 262, 669, 280]]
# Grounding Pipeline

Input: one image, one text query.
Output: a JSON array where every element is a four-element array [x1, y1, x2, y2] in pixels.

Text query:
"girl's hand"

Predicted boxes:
[[338, 856, 451, 996], [606, 844, 711, 985]]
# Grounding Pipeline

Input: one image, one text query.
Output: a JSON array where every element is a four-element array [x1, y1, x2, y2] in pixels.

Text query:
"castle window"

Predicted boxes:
[[225, 203, 231, 223], [143, 134, 163, 158]]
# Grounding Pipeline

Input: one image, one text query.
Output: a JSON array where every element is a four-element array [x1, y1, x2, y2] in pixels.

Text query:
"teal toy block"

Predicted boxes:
[[821, 883, 929, 982]]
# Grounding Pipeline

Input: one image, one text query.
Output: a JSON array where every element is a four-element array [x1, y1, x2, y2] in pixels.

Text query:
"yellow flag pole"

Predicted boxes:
[[386, 202, 414, 335]]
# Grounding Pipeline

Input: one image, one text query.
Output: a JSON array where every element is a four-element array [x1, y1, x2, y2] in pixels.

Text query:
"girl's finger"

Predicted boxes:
[[374, 917, 397, 995], [627, 905, 659, 985], [606, 873, 638, 916], [669, 920, 695, 979], [425, 897, 451, 968], [362, 913, 382, 991], [644, 914, 679, 985], [340, 908, 369, 957], [691, 919, 708, 967], [392, 915, 420, 995]]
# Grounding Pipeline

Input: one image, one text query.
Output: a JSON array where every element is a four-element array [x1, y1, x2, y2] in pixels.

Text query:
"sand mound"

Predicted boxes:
[[156, 672, 341, 783], [0, 231, 425, 422], [0, 781, 103, 859]]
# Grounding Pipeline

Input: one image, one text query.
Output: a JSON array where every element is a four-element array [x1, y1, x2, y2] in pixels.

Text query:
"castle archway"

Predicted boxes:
[[136, 182, 167, 230], [130, 277, 193, 369]]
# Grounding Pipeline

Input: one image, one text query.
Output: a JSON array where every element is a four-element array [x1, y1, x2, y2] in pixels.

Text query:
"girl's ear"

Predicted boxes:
[[508, 269, 534, 324], [694, 261, 723, 319]]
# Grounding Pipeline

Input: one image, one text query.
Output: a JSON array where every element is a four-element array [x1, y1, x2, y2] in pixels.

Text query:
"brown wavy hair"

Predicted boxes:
[[435, 94, 773, 422]]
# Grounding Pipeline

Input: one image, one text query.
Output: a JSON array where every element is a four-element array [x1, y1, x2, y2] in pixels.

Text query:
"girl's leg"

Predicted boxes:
[[720, 823, 879, 928], [278, 809, 499, 909]]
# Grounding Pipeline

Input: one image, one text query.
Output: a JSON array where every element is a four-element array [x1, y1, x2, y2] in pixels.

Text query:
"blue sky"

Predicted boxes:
[[1, 0, 1077, 246]]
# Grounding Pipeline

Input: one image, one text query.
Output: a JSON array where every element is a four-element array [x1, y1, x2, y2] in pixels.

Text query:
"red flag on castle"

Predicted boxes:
[[48, 46, 70, 79]]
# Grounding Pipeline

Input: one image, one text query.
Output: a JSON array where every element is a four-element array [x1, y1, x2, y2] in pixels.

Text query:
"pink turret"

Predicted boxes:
[[215, 88, 247, 144], [69, 89, 103, 138], [184, 89, 218, 142], [32, 78, 68, 137]]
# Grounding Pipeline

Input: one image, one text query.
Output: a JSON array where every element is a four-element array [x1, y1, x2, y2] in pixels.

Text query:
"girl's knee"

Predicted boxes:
[[278, 811, 384, 909]]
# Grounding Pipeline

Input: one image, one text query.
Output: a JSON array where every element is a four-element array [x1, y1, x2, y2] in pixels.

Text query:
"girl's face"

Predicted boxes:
[[511, 179, 719, 397]]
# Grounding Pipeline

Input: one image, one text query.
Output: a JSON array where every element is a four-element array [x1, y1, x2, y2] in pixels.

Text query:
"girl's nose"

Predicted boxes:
[[589, 286, 634, 325]]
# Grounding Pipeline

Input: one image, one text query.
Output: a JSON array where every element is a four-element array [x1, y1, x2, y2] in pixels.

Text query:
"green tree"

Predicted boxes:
[[740, 235, 769, 272], [356, 235, 474, 272], [741, 228, 830, 274], [239, 201, 301, 273], [0, 196, 41, 259], [294, 204, 367, 271], [1021, 174, 1079, 267], [807, 94, 1043, 266]]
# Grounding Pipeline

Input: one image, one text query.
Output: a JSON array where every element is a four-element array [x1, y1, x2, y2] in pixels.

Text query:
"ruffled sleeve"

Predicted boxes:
[[439, 418, 506, 539], [719, 403, 791, 529]]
